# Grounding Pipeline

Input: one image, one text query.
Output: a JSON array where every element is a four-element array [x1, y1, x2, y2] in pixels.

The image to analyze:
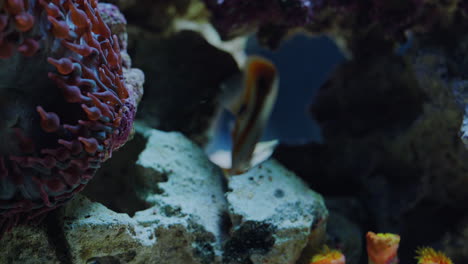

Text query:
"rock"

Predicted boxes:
[[135, 128, 229, 263], [441, 217, 468, 263], [322, 197, 365, 264], [323, 212, 362, 264], [104, 0, 209, 34], [173, 19, 247, 66], [74, 129, 328, 264], [63, 196, 220, 264], [0, 226, 60, 264], [64, 128, 229, 264], [82, 133, 148, 216], [63, 196, 150, 264], [224, 160, 328, 264], [129, 29, 240, 145], [0, 128, 327, 264], [276, 50, 468, 261]]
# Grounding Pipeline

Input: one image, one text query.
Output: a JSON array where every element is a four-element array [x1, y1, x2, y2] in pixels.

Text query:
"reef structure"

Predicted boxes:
[[202, 0, 315, 39], [203, 0, 463, 49], [0, 0, 135, 235]]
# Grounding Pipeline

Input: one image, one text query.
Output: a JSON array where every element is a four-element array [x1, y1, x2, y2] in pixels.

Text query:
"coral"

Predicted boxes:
[[366, 232, 400, 264], [97, 3, 127, 50], [0, 0, 135, 236], [310, 246, 345, 264], [415, 247, 453, 264]]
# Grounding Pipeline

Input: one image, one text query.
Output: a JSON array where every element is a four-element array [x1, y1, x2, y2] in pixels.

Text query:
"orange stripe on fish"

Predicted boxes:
[[229, 56, 278, 175], [210, 56, 279, 176]]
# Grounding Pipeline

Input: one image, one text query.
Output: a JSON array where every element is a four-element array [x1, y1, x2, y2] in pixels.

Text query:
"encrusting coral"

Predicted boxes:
[[0, 0, 136, 236]]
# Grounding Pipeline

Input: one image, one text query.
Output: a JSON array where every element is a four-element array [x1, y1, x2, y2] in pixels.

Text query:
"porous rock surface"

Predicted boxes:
[[0, 226, 60, 264], [129, 28, 240, 146], [0, 128, 327, 264], [225, 160, 328, 264], [134, 128, 229, 263]]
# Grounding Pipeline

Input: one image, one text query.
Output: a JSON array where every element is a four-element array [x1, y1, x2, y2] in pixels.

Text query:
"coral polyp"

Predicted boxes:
[[415, 247, 454, 264], [310, 246, 346, 264], [366, 232, 400, 264], [0, 0, 135, 235]]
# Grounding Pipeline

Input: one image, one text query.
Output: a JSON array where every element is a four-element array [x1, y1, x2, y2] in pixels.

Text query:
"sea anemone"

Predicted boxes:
[[366, 232, 400, 264], [0, 0, 135, 236], [415, 247, 453, 264]]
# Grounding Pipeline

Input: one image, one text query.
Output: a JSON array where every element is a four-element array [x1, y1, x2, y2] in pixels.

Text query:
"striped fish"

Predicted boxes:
[[217, 56, 279, 175]]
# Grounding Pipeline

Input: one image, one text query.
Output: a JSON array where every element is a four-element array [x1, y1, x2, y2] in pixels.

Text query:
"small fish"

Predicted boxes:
[[212, 56, 279, 175]]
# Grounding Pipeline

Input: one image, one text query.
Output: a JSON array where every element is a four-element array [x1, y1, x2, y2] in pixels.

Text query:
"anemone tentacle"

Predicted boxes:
[[0, 0, 134, 236]]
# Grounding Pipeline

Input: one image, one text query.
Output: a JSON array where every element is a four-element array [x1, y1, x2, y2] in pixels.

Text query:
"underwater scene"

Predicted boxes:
[[0, 0, 467, 263]]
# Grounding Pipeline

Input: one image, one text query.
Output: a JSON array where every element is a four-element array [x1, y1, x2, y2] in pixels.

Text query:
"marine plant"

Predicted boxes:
[[0, 0, 136, 236]]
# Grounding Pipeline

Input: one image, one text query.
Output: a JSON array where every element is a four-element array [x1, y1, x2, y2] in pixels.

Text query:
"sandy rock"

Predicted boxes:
[[135, 128, 229, 262], [63, 196, 150, 264], [0, 128, 328, 264], [441, 217, 468, 263], [0, 226, 60, 264], [64, 128, 229, 264], [224, 160, 328, 264]]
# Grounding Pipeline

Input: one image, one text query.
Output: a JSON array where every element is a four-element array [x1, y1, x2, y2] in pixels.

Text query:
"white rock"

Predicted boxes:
[[63, 196, 152, 264], [224, 160, 328, 264], [0, 129, 327, 264], [63, 129, 229, 264], [0, 226, 60, 264], [135, 129, 229, 261]]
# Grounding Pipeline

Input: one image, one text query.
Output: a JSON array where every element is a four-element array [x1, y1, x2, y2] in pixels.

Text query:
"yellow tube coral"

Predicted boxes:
[[366, 232, 400, 264], [415, 247, 453, 264], [310, 246, 346, 264]]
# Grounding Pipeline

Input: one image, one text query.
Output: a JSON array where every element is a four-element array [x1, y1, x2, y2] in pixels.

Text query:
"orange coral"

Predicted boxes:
[[310, 246, 346, 264], [415, 247, 453, 264], [366, 232, 400, 264]]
